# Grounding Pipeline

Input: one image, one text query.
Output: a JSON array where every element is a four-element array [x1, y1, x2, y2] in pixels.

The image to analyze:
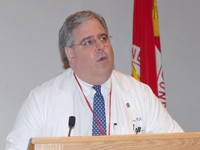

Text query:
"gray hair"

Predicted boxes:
[[59, 10, 109, 64]]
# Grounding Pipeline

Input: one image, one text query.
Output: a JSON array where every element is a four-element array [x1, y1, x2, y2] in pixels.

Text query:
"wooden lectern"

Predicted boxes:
[[28, 132, 200, 150]]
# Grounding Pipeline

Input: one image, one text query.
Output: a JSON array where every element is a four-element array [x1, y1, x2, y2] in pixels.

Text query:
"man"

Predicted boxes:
[[5, 10, 183, 150]]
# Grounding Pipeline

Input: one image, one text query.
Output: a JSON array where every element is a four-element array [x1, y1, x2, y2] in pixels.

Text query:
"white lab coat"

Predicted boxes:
[[5, 68, 183, 150]]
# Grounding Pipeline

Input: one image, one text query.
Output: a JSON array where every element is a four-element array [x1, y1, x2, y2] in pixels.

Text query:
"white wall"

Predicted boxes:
[[157, 0, 200, 133], [0, 0, 200, 149]]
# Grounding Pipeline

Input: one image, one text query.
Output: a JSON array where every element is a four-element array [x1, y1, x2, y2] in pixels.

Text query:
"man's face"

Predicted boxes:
[[65, 18, 114, 85]]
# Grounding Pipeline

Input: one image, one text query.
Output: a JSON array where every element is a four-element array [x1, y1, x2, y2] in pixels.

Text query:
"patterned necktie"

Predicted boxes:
[[92, 85, 107, 135]]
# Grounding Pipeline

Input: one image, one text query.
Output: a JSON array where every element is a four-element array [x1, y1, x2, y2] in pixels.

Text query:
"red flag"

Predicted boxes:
[[132, 0, 166, 107]]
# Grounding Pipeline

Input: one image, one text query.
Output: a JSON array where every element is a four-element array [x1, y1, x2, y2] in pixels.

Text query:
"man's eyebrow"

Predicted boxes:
[[80, 35, 94, 43], [98, 33, 108, 37], [79, 33, 108, 43]]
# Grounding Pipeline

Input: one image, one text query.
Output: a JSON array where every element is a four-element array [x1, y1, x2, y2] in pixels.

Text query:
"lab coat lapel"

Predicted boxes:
[[111, 75, 134, 134], [55, 70, 75, 135]]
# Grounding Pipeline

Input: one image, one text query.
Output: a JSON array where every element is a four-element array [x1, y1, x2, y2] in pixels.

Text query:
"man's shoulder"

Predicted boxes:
[[111, 70, 151, 91], [32, 68, 73, 94], [112, 70, 139, 84]]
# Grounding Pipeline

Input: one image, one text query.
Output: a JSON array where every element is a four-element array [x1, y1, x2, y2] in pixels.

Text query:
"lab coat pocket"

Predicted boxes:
[[133, 118, 145, 134], [113, 125, 125, 135]]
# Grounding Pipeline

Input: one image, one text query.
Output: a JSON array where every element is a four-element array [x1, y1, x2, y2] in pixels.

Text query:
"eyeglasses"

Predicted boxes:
[[71, 34, 112, 50]]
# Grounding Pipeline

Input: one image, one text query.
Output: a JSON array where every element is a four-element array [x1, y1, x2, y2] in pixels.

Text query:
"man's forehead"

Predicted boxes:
[[72, 19, 107, 41]]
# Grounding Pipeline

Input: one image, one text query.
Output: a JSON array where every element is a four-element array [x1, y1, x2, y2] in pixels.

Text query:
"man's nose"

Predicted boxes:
[[95, 39, 105, 51]]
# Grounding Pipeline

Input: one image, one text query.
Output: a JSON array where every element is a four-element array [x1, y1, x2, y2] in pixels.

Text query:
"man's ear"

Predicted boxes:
[[65, 47, 74, 64]]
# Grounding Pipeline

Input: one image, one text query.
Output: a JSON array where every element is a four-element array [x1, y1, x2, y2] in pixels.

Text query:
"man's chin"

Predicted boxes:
[[99, 69, 112, 79]]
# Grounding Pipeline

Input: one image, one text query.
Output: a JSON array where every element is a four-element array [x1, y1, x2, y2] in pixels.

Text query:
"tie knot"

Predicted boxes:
[[93, 85, 101, 93]]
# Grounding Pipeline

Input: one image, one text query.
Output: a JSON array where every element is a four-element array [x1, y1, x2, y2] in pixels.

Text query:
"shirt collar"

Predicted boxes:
[[74, 73, 111, 98]]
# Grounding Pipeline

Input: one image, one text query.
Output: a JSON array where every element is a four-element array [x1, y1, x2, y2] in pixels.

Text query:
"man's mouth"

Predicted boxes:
[[99, 56, 107, 61]]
